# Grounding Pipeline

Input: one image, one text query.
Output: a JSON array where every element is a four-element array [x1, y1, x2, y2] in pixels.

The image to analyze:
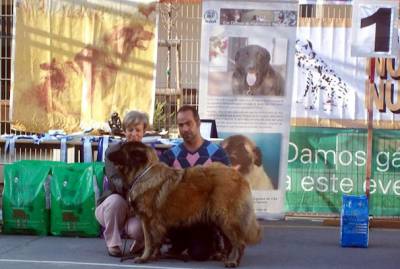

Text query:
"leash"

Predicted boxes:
[[134, 163, 155, 182], [121, 163, 155, 262], [128, 163, 155, 193], [126, 163, 156, 207]]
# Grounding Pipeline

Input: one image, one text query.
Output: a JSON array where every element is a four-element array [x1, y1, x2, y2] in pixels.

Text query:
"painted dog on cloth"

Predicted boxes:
[[108, 141, 262, 267]]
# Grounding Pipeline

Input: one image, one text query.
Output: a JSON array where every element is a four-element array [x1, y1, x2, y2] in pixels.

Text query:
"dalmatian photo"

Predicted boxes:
[[232, 45, 285, 96], [295, 39, 350, 111]]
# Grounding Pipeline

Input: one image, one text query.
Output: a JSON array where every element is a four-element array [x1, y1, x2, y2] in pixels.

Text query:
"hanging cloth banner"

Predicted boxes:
[[11, 0, 157, 133], [199, 0, 297, 218]]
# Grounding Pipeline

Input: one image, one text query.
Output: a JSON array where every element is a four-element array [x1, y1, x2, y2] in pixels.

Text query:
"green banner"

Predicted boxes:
[[286, 127, 400, 216]]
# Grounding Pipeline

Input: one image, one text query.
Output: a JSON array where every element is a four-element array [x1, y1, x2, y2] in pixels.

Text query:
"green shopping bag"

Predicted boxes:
[[50, 162, 103, 237], [2, 160, 54, 235]]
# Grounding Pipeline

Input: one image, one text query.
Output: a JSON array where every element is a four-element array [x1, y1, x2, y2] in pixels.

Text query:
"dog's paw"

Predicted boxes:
[[134, 257, 148, 264], [224, 260, 238, 268], [210, 251, 225, 261]]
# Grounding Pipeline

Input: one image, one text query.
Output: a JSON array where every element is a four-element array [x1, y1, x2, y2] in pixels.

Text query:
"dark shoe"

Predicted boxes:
[[108, 246, 122, 257]]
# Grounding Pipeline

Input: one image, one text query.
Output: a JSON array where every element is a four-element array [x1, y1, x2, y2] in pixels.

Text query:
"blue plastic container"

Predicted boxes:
[[340, 194, 369, 248]]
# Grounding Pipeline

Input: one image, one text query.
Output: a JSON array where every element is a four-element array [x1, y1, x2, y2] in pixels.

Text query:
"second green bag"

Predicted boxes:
[[50, 162, 103, 237]]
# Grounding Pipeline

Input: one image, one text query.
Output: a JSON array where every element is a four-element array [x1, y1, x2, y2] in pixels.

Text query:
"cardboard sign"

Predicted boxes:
[[351, 0, 398, 57]]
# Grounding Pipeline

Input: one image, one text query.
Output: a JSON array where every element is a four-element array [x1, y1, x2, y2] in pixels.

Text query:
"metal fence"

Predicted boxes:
[[154, 1, 201, 131], [0, 0, 13, 135]]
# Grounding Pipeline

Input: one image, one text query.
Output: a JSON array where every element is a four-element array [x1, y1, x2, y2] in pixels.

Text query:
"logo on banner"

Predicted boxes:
[[204, 9, 218, 23]]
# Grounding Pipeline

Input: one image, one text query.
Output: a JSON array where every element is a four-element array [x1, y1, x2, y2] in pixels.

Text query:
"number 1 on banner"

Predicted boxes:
[[360, 8, 391, 52], [351, 0, 398, 57]]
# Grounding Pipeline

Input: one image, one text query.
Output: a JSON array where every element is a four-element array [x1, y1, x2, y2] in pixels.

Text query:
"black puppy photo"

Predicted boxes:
[[232, 45, 284, 96]]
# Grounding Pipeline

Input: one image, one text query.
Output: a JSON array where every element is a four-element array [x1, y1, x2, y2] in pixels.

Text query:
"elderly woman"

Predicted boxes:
[[95, 110, 148, 257]]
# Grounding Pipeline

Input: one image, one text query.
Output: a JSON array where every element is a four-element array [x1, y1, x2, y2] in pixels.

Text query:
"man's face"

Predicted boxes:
[[177, 110, 200, 143]]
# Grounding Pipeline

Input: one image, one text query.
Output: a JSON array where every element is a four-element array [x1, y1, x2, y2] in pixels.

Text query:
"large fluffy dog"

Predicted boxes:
[[232, 45, 284, 96], [221, 135, 275, 190], [108, 142, 262, 267]]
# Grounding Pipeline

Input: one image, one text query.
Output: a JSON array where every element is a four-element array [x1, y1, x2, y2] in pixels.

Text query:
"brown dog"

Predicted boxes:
[[108, 142, 262, 267], [232, 45, 284, 96], [221, 135, 275, 190]]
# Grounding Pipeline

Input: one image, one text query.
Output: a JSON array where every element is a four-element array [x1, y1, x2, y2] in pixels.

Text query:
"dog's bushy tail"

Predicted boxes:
[[243, 194, 263, 245], [245, 216, 262, 245]]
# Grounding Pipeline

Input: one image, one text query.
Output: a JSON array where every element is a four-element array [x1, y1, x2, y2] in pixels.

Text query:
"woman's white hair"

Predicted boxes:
[[122, 110, 149, 130]]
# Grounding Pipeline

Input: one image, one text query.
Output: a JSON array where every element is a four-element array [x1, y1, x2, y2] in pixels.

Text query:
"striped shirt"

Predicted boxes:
[[159, 140, 230, 168]]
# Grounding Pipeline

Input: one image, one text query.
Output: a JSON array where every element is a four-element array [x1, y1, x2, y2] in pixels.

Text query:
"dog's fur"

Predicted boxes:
[[232, 45, 284, 96], [221, 135, 274, 190], [108, 142, 262, 267]]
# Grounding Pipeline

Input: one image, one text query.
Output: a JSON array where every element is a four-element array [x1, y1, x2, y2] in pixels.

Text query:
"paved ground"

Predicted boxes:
[[0, 220, 400, 269]]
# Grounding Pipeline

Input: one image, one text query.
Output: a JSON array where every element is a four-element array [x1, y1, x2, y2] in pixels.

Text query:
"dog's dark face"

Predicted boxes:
[[234, 45, 271, 76], [221, 135, 262, 175], [108, 141, 151, 184]]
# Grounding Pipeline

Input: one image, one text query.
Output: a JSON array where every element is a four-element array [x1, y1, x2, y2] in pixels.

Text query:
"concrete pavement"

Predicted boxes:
[[0, 220, 400, 269]]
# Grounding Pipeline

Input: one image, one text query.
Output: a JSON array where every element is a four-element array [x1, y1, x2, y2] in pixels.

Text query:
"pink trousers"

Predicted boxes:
[[95, 194, 143, 249]]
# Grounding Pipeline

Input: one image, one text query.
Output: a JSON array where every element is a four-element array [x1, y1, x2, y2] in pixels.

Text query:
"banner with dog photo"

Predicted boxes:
[[291, 2, 400, 129], [291, 11, 366, 128], [199, 0, 297, 218], [11, 0, 157, 133]]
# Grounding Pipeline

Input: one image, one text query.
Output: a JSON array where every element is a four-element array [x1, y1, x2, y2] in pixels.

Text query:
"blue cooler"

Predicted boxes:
[[340, 194, 369, 248]]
